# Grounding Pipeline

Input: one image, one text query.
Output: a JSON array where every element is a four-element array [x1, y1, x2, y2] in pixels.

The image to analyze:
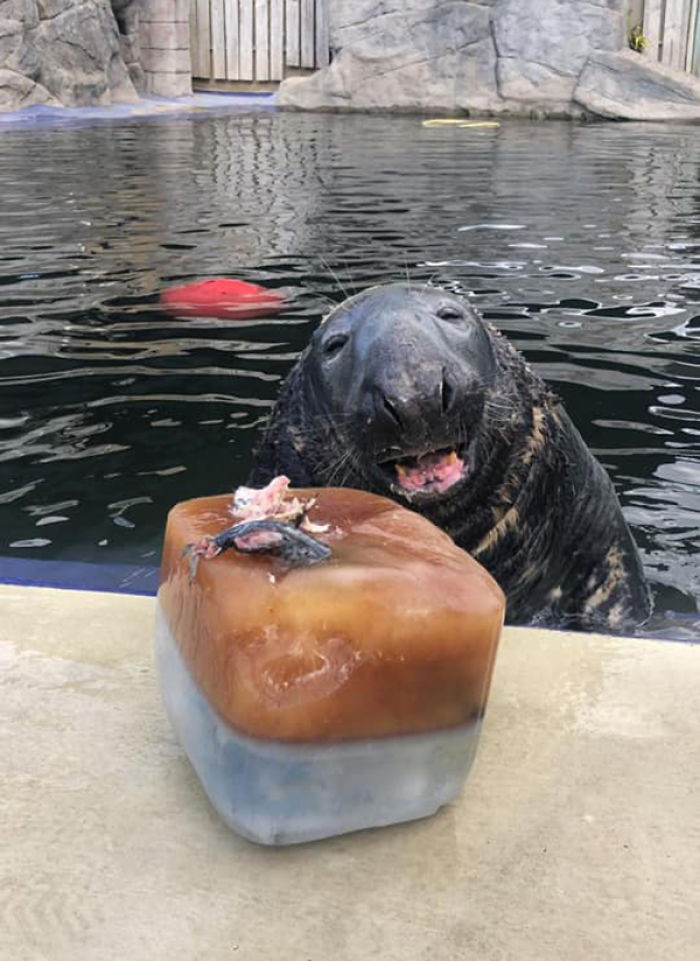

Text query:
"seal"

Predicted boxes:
[[248, 283, 652, 632]]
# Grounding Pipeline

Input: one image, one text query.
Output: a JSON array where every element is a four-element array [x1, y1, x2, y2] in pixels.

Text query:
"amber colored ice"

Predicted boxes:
[[159, 488, 505, 743]]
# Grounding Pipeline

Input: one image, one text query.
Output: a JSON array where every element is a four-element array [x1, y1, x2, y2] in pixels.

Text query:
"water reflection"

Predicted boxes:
[[0, 113, 698, 636]]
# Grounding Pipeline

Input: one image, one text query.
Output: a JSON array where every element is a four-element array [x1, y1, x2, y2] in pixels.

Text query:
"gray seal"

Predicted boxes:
[[248, 283, 652, 632]]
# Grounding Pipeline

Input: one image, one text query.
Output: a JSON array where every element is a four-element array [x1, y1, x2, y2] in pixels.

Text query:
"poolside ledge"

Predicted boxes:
[[1, 584, 698, 960]]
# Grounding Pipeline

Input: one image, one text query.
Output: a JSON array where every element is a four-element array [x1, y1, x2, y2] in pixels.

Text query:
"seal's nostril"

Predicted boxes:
[[379, 391, 404, 430], [441, 370, 455, 414]]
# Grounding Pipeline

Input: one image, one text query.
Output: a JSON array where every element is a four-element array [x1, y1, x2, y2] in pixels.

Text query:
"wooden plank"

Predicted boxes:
[[195, 0, 212, 79], [270, 0, 284, 80], [300, 0, 314, 68], [678, 0, 694, 69], [255, 0, 270, 80], [190, 0, 200, 76], [643, 0, 663, 62], [224, 0, 240, 79], [286, 0, 300, 67], [662, 0, 690, 69], [239, 0, 254, 80], [211, 0, 226, 78], [686, 0, 695, 66], [684, 0, 698, 70], [314, 0, 329, 67], [692, 0, 700, 73]]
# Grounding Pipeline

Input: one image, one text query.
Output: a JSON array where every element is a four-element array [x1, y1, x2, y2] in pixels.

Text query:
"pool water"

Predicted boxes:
[[0, 112, 698, 638]]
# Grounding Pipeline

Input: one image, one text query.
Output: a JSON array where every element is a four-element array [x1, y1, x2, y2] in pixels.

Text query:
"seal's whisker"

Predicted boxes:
[[338, 259, 360, 296], [483, 405, 513, 419], [315, 441, 349, 480], [319, 256, 350, 300], [482, 409, 513, 428], [338, 458, 360, 489], [310, 289, 337, 311], [325, 426, 364, 486], [484, 399, 518, 420], [322, 447, 356, 486], [336, 447, 363, 488], [284, 413, 356, 436]]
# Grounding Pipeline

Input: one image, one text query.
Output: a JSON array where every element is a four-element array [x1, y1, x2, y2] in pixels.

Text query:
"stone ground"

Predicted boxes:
[[1, 584, 698, 961]]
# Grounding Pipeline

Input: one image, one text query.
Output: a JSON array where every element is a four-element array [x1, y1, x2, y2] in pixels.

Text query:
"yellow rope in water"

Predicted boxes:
[[421, 119, 501, 128]]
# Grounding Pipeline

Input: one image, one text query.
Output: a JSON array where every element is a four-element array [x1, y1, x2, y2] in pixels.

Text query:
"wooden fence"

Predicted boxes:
[[191, 0, 329, 82], [642, 0, 700, 74]]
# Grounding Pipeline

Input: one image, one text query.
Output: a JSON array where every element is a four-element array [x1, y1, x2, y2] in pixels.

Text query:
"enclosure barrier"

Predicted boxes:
[[642, 0, 700, 74], [191, 0, 330, 82]]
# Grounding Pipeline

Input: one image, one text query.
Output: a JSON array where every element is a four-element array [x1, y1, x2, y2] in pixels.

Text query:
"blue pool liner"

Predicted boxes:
[[0, 555, 158, 596], [0, 92, 277, 129]]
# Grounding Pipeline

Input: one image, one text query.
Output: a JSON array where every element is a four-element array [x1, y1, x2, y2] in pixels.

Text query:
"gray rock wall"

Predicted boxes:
[[0, 0, 192, 111], [2, 0, 699, 119], [279, 0, 700, 120], [494, 0, 623, 110], [0, 0, 138, 109]]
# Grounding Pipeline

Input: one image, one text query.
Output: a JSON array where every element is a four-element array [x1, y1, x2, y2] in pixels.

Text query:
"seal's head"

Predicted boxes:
[[303, 283, 498, 503], [249, 281, 651, 631]]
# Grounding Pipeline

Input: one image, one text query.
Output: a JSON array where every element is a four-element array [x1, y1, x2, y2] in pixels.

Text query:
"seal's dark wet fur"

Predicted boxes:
[[249, 283, 651, 631]]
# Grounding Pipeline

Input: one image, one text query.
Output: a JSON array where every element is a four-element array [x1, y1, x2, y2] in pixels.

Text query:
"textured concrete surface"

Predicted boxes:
[[1, 583, 699, 961]]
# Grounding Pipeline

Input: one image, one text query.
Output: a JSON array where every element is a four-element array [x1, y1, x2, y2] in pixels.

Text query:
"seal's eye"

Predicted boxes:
[[322, 333, 349, 358], [436, 304, 464, 322]]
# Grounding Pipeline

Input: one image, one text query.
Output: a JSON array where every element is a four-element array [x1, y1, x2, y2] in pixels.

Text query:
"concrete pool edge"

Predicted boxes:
[[1, 582, 698, 959], [1, 560, 695, 640]]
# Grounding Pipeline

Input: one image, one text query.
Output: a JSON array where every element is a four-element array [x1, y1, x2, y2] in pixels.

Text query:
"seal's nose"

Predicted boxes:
[[373, 388, 401, 431], [439, 368, 457, 414], [369, 365, 457, 446]]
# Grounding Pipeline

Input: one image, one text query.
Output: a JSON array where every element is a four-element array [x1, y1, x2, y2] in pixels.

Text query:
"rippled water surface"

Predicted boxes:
[[0, 112, 698, 636]]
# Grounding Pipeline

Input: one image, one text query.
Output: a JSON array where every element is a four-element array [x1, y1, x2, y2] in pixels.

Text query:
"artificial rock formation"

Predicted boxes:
[[0, 0, 191, 111], [576, 49, 700, 121], [278, 0, 700, 120], [0, 0, 137, 109], [2, 0, 699, 121]]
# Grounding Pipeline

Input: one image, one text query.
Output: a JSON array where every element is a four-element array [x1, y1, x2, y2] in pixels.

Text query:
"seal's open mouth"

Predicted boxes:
[[379, 446, 467, 497]]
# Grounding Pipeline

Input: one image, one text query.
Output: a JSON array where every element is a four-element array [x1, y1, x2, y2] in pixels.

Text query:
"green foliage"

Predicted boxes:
[[628, 22, 648, 54]]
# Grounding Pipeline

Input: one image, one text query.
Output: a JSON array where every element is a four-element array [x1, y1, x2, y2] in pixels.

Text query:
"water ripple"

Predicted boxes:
[[0, 114, 698, 632]]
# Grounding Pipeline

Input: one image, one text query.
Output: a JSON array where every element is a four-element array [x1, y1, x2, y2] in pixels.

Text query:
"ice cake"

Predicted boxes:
[[156, 482, 504, 844]]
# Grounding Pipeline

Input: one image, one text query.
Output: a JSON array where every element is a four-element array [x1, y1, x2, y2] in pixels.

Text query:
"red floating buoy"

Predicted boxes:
[[160, 278, 287, 320]]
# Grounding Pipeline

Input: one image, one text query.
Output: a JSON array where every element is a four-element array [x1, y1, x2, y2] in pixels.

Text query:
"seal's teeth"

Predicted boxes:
[[446, 450, 458, 464]]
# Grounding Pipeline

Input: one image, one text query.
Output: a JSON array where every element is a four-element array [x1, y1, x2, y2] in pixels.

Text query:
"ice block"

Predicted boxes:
[[156, 487, 504, 844]]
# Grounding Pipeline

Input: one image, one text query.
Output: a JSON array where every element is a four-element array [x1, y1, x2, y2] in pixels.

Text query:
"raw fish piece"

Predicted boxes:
[[184, 476, 330, 571], [231, 475, 326, 533]]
